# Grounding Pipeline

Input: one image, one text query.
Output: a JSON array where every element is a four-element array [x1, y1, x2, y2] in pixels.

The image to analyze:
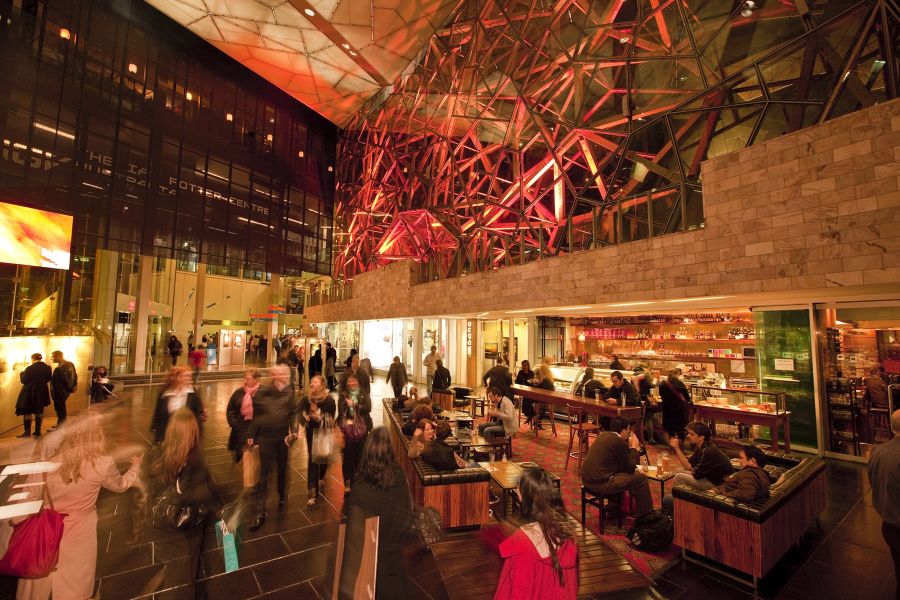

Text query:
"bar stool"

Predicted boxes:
[[533, 403, 557, 437], [565, 403, 599, 471], [581, 486, 624, 534], [871, 407, 891, 440]]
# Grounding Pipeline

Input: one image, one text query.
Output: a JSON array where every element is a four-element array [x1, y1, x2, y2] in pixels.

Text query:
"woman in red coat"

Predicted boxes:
[[494, 468, 578, 599]]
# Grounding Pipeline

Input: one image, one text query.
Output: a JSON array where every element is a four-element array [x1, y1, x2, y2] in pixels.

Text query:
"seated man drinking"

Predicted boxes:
[[581, 416, 653, 518]]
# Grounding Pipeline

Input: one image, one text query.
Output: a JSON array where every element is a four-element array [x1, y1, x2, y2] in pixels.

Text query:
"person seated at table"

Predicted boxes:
[[478, 386, 517, 441], [603, 371, 640, 407], [526, 364, 555, 430], [402, 403, 434, 436], [711, 445, 770, 503], [662, 421, 734, 511], [421, 420, 475, 470], [581, 417, 653, 518], [493, 467, 578, 599], [408, 418, 435, 459], [609, 354, 625, 370], [515, 360, 535, 386], [402, 386, 421, 410], [574, 367, 606, 399]]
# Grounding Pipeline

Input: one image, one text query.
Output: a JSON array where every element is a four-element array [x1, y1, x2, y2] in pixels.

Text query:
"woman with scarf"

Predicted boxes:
[[298, 375, 336, 505], [226, 369, 261, 463], [337, 373, 372, 495]]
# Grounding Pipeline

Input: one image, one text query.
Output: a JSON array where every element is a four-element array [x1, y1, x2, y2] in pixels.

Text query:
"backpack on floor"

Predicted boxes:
[[625, 509, 673, 552]]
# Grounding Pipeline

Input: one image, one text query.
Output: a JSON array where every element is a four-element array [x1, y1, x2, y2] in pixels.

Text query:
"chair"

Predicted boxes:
[[581, 486, 624, 534], [870, 407, 892, 441], [532, 403, 557, 437], [565, 403, 600, 471]]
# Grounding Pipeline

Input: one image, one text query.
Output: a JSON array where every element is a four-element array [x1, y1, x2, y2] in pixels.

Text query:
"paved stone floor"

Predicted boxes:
[[0, 376, 892, 599]]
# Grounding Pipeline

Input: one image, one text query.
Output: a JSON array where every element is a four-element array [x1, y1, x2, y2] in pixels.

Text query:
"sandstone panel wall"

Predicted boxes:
[[307, 99, 900, 323]]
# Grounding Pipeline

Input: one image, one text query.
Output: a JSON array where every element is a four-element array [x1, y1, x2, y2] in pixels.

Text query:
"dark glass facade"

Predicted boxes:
[[0, 0, 336, 325]]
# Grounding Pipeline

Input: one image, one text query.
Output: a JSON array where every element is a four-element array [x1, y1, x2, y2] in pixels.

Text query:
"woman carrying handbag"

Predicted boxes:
[[298, 375, 337, 506], [15, 413, 142, 600], [337, 374, 372, 495], [149, 408, 221, 600]]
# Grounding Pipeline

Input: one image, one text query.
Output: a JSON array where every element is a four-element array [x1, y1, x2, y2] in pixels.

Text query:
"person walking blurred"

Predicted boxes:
[[49, 350, 77, 430], [340, 354, 371, 397], [324, 343, 337, 391], [150, 367, 205, 444], [248, 365, 298, 531], [15, 353, 52, 438], [17, 413, 142, 600], [149, 408, 221, 600], [340, 427, 415, 599], [299, 375, 336, 506], [338, 374, 372, 495], [167, 335, 183, 367], [386, 356, 408, 398], [294, 345, 306, 390], [226, 369, 261, 463]]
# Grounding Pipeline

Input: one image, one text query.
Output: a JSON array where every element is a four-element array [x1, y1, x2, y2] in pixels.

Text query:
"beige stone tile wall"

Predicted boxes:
[[307, 99, 900, 323]]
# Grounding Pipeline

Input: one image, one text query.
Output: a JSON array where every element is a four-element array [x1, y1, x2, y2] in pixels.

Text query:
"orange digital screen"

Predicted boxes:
[[0, 202, 73, 270]]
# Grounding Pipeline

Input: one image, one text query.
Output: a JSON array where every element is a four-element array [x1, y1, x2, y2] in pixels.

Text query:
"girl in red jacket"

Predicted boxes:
[[494, 468, 578, 599]]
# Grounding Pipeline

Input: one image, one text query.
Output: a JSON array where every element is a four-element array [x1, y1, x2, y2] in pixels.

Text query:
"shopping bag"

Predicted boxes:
[[242, 446, 260, 488], [215, 519, 240, 573], [311, 416, 338, 463]]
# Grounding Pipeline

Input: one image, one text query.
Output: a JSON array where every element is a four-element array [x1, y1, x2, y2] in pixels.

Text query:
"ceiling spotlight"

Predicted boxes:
[[59, 28, 71, 40], [327, 166, 333, 172], [349, 50, 358, 56], [185, 92, 193, 101], [298, 150, 305, 158], [127, 63, 138, 74], [304, 8, 315, 16], [740, 7, 752, 16], [341, 43, 350, 50], [744, 1, 757, 8], [619, 35, 630, 43], [226, 113, 233, 121], [266, 133, 273, 142]]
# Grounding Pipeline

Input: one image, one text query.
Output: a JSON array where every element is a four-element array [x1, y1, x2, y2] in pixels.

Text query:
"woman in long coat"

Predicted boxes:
[[17, 413, 142, 600], [15, 353, 52, 437], [226, 369, 261, 462]]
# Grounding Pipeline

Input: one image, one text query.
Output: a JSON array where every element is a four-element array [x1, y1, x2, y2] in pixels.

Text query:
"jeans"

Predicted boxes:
[[426, 373, 435, 397], [479, 424, 506, 441], [884, 521, 900, 600], [52, 392, 69, 425], [662, 473, 716, 511], [342, 433, 368, 488]]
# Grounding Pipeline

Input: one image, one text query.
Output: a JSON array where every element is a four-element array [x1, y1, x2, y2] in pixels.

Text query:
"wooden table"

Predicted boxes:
[[452, 432, 505, 460], [641, 466, 676, 498], [691, 403, 792, 451], [464, 395, 485, 417], [511, 384, 645, 444], [477, 460, 523, 517]]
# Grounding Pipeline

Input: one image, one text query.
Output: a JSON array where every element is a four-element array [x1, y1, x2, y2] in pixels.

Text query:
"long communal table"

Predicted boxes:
[[511, 383, 645, 444]]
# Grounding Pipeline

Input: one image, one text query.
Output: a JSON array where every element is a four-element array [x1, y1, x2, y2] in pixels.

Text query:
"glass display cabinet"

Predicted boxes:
[[690, 385, 787, 415]]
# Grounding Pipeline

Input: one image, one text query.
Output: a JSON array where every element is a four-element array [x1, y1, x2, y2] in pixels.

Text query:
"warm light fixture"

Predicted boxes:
[[578, 333, 586, 342], [185, 92, 193, 101], [557, 306, 592, 311], [349, 50, 358, 57], [226, 113, 233, 121], [298, 150, 305, 158], [341, 43, 350, 50], [607, 301, 653, 307], [664, 296, 729, 303], [127, 63, 138, 74], [327, 166, 333, 172], [59, 28, 71, 40], [34, 122, 75, 140], [266, 133, 273, 142], [507, 309, 533, 314], [304, 8, 315, 16]]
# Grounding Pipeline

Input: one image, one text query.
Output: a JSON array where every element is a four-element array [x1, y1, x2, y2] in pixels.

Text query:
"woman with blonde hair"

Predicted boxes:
[[150, 366, 205, 444], [17, 413, 142, 600], [150, 408, 220, 599]]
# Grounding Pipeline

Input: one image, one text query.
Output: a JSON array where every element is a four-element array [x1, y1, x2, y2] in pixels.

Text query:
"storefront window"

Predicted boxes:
[[754, 309, 817, 450], [818, 304, 900, 458]]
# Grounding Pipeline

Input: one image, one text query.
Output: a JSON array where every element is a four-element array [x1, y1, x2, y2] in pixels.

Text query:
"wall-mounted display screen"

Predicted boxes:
[[0, 202, 73, 270]]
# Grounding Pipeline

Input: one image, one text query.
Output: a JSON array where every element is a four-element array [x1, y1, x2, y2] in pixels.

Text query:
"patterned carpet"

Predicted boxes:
[[499, 418, 679, 577]]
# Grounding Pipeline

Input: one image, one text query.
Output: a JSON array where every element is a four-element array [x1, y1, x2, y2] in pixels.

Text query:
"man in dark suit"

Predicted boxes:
[[49, 350, 77, 430], [482, 358, 513, 400], [433, 359, 452, 392], [15, 353, 52, 437]]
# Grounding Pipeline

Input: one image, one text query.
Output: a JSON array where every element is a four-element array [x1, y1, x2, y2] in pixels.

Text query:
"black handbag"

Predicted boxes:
[[151, 475, 208, 531]]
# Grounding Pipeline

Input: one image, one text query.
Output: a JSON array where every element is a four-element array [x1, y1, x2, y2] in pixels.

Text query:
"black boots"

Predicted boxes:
[[17, 418, 31, 438], [33, 416, 43, 437]]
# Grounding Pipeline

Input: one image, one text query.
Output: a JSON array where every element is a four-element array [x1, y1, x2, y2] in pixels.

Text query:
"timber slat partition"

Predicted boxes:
[[430, 516, 650, 599]]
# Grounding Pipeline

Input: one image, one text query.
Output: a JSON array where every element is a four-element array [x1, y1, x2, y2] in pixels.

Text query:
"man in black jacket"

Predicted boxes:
[[432, 359, 452, 392], [581, 416, 652, 518], [603, 371, 641, 407], [49, 350, 77, 430], [482, 358, 513, 401], [662, 421, 734, 511], [248, 365, 298, 530]]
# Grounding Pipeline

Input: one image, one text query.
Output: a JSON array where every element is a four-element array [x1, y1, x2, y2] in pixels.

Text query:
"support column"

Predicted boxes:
[[413, 318, 423, 384], [266, 275, 282, 364], [192, 263, 206, 348], [132, 255, 154, 373], [507, 317, 515, 368]]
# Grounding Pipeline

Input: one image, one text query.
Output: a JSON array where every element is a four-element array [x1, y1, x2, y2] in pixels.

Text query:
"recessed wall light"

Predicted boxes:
[[349, 50, 358, 56], [341, 43, 350, 50], [298, 150, 305, 158], [226, 113, 233, 121], [304, 8, 315, 16], [266, 133, 273, 142], [327, 166, 333, 172], [127, 63, 137, 74], [59, 28, 71, 40], [185, 92, 193, 101]]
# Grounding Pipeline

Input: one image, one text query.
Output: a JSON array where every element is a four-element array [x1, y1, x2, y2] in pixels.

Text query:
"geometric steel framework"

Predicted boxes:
[[334, 0, 899, 281]]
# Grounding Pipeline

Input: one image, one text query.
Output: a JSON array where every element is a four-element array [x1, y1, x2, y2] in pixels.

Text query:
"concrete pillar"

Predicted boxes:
[[412, 318, 423, 383], [132, 255, 154, 373], [266, 275, 281, 364], [192, 263, 206, 347]]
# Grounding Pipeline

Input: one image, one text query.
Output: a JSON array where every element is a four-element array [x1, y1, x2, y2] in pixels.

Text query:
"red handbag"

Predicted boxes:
[[0, 472, 66, 578]]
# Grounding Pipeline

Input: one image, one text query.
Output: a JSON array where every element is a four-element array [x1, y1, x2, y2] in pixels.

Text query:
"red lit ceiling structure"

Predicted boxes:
[[334, 0, 899, 281]]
